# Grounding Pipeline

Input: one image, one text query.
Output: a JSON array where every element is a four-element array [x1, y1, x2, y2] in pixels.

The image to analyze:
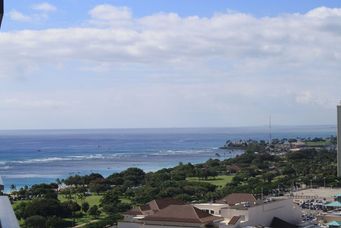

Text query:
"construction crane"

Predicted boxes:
[[0, 0, 3, 28]]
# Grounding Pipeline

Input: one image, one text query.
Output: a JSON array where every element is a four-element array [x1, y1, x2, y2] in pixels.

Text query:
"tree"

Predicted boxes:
[[25, 199, 64, 218], [121, 168, 145, 187], [55, 178, 63, 186], [46, 216, 67, 228], [89, 179, 110, 194], [100, 191, 120, 215], [88, 205, 100, 218], [25, 215, 46, 228], [10, 184, 16, 192], [63, 201, 81, 226], [82, 202, 90, 213]]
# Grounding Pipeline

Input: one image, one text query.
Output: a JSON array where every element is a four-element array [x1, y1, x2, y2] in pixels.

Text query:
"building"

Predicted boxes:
[[337, 102, 341, 177], [0, 0, 3, 28], [192, 203, 228, 216], [218, 198, 302, 228], [0, 176, 20, 228], [195, 194, 302, 228], [141, 205, 223, 227], [119, 194, 303, 228], [122, 198, 185, 222], [119, 203, 223, 228], [216, 193, 256, 206]]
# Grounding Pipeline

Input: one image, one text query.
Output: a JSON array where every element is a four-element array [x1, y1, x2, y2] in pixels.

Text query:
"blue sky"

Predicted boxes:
[[4, 0, 341, 30], [0, 1, 341, 129]]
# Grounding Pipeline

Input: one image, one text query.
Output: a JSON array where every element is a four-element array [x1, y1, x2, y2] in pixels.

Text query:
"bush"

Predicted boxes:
[[46, 216, 67, 228], [89, 205, 100, 218], [82, 202, 90, 213], [25, 215, 46, 228]]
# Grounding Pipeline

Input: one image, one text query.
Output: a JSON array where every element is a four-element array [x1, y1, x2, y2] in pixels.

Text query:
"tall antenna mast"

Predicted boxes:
[[269, 115, 272, 145]]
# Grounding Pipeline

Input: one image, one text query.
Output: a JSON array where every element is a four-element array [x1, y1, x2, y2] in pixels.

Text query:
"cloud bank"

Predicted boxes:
[[1, 5, 341, 129]]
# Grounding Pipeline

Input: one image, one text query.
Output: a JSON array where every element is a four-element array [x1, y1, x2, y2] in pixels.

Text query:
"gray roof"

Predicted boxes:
[[0, 196, 20, 228]]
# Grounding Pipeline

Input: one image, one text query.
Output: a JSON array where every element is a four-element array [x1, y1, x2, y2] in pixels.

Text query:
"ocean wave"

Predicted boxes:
[[3, 174, 59, 179], [1, 153, 132, 166], [151, 149, 213, 156], [0, 165, 11, 170], [2, 154, 102, 165], [0, 148, 219, 166]]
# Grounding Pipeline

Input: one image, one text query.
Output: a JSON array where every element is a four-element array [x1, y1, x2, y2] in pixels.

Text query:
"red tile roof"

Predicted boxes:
[[149, 198, 185, 211], [142, 205, 222, 224], [217, 193, 256, 206], [123, 198, 185, 216]]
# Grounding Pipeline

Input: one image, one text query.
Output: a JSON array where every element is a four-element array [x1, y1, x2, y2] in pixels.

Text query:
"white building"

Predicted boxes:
[[119, 194, 303, 228], [0, 176, 20, 228], [119, 204, 223, 228], [218, 199, 302, 228]]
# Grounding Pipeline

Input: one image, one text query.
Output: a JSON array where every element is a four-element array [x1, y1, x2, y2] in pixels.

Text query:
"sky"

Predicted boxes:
[[0, 1, 341, 129]]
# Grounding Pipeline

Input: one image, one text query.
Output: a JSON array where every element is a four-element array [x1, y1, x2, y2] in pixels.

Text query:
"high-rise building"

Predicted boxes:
[[337, 102, 341, 177], [0, 0, 3, 28]]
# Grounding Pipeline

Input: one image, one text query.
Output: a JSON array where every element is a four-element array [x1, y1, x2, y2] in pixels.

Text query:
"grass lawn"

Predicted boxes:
[[120, 197, 132, 204], [186, 175, 234, 188], [58, 194, 102, 207], [58, 194, 131, 206]]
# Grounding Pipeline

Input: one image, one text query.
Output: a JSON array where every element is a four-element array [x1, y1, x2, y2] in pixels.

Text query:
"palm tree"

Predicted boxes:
[[10, 184, 16, 192]]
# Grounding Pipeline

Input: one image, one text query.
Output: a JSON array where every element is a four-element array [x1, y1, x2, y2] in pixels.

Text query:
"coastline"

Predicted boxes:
[[0, 125, 335, 192]]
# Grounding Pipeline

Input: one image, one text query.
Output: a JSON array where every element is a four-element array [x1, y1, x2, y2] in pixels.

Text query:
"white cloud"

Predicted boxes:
[[2, 5, 341, 128], [32, 2, 57, 12], [10, 2, 56, 23], [89, 4, 132, 27], [9, 10, 32, 22], [306, 7, 341, 18]]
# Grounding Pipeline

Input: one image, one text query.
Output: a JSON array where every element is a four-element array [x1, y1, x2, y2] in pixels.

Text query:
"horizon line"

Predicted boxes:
[[0, 124, 336, 132]]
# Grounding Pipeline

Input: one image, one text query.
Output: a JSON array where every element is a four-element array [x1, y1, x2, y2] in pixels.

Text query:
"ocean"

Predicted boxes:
[[0, 125, 336, 192]]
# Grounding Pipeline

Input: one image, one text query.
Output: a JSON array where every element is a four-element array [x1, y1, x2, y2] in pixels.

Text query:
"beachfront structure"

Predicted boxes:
[[337, 102, 341, 177], [119, 194, 303, 228]]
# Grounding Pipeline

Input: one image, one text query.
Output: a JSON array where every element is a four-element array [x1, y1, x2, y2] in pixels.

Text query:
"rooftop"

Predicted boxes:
[[123, 198, 185, 216], [142, 205, 223, 224], [216, 193, 257, 206]]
